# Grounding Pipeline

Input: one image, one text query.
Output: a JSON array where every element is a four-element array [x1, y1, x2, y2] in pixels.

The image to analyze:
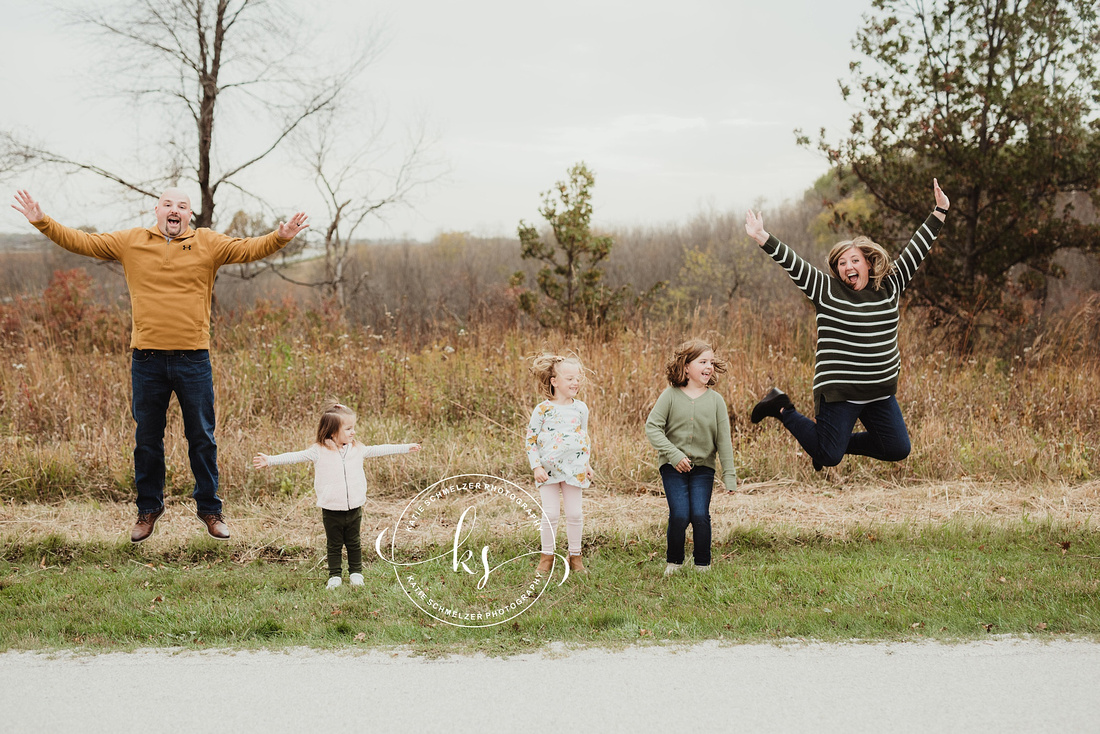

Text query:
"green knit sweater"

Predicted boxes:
[[645, 387, 737, 490]]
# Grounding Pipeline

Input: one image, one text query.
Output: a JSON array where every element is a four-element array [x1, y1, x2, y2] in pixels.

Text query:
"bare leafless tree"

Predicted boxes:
[[3, 0, 379, 227], [262, 107, 446, 306]]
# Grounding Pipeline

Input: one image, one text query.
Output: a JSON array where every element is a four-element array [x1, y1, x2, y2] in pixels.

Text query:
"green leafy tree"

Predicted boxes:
[[810, 0, 1100, 333], [512, 163, 629, 331]]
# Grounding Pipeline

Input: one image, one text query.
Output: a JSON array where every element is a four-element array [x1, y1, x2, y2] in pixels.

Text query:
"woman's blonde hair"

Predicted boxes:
[[665, 338, 727, 387], [316, 401, 356, 446], [827, 236, 894, 291], [531, 354, 584, 399]]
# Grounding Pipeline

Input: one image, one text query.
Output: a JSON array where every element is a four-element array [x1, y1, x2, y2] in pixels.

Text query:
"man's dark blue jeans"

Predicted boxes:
[[780, 396, 911, 468], [131, 349, 221, 515], [660, 464, 715, 567]]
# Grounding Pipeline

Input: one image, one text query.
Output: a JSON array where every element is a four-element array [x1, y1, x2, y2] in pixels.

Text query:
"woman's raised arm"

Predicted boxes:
[[745, 210, 770, 246]]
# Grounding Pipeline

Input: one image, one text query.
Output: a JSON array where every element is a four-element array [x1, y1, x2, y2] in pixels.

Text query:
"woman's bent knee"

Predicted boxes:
[[884, 443, 911, 462]]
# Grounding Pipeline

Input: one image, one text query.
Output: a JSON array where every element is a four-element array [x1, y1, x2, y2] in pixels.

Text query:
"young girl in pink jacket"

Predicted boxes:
[[253, 402, 420, 589]]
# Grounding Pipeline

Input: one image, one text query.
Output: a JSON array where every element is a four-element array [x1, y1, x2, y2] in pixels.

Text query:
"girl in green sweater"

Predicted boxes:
[[645, 339, 738, 576]]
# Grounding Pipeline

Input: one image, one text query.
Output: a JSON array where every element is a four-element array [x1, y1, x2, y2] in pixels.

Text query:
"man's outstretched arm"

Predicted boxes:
[[214, 211, 310, 264], [11, 190, 123, 260]]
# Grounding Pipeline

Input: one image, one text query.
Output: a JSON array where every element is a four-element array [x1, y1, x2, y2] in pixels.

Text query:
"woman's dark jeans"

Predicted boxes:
[[780, 396, 911, 467], [660, 464, 715, 566], [131, 349, 220, 515]]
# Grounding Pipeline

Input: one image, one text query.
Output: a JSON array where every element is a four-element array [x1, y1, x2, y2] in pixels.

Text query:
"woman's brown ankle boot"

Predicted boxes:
[[536, 553, 554, 573]]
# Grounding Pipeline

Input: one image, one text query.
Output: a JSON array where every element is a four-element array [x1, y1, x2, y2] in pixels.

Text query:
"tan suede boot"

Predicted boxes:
[[536, 554, 554, 573], [567, 554, 586, 574]]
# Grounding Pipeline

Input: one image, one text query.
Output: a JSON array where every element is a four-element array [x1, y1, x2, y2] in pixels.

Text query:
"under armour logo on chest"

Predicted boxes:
[[182, 244, 192, 250]]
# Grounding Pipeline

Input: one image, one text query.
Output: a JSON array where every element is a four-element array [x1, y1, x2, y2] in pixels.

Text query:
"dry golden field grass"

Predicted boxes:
[[2, 281, 1098, 552]]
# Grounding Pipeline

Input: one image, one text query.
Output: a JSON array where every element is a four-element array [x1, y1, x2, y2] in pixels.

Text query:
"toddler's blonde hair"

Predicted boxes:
[[531, 354, 584, 399]]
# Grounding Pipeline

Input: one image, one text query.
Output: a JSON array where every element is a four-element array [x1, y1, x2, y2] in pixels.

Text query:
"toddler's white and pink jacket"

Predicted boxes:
[[264, 441, 417, 511]]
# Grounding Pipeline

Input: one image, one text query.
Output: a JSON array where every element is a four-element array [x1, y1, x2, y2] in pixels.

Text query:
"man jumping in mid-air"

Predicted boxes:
[[12, 188, 309, 542]]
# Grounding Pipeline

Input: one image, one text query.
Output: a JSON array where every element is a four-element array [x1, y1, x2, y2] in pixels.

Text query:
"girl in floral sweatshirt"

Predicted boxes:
[[526, 354, 593, 575]]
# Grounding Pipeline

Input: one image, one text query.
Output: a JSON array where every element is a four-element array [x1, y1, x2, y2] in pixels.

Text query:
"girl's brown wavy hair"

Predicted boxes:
[[665, 338, 726, 387]]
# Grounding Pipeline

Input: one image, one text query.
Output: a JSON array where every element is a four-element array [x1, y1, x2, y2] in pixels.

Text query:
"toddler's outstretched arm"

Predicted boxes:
[[360, 442, 421, 458]]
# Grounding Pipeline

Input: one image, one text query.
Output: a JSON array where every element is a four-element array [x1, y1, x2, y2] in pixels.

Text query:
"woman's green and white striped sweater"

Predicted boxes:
[[760, 213, 943, 410]]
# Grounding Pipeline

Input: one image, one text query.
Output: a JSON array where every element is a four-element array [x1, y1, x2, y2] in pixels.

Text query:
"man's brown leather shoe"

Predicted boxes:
[[131, 507, 165, 543], [197, 512, 230, 540]]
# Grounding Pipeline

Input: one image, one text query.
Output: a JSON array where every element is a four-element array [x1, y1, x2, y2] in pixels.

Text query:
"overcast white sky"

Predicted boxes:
[[1, 0, 875, 241]]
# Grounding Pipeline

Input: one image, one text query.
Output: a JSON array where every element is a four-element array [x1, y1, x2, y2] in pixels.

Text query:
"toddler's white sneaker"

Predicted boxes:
[[695, 564, 711, 573], [326, 576, 342, 590], [349, 573, 364, 586], [664, 562, 683, 576]]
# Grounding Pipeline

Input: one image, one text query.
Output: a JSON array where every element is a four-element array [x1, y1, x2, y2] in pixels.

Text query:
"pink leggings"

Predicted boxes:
[[539, 482, 584, 555]]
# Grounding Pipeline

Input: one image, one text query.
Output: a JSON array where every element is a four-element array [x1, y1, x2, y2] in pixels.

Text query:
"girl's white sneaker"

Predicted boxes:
[[326, 576, 342, 590], [349, 573, 364, 586], [664, 563, 683, 576]]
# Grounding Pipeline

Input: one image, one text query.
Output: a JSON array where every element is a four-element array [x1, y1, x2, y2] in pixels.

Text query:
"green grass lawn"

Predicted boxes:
[[2, 522, 1098, 654]]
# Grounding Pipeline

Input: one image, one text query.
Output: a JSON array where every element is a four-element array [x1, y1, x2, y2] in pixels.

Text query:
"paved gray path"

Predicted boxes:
[[2, 639, 1099, 733]]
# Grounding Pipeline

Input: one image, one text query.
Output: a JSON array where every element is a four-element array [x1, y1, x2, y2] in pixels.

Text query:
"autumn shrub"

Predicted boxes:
[[0, 269, 129, 353]]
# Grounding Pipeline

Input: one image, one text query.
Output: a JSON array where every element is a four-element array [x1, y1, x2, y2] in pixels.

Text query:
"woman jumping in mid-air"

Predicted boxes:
[[745, 178, 949, 471]]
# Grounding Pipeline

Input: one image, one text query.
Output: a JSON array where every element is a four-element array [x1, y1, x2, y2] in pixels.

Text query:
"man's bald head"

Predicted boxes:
[[154, 188, 193, 238]]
